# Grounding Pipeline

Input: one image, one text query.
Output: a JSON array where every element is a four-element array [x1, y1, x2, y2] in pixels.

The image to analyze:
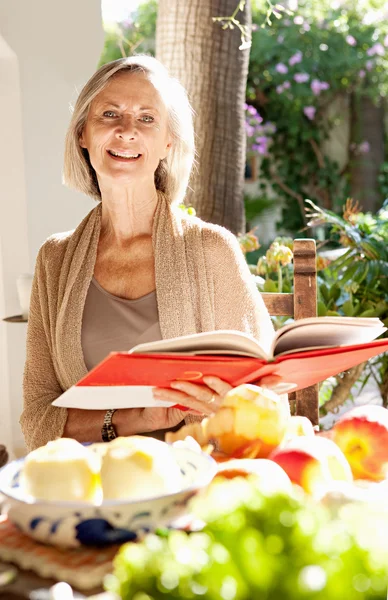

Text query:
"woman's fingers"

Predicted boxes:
[[153, 388, 218, 415], [258, 375, 283, 388], [170, 381, 214, 401], [258, 375, 297, 393], [202, 376, 233, 397]]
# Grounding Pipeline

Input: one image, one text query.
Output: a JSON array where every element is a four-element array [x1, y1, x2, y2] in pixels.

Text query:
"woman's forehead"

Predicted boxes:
[[93, 71, 166, 111]]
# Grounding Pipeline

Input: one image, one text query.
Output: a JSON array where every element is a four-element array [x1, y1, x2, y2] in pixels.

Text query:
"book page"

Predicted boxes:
[[273, 317, 386, 356], [130, 329, 271, 360]]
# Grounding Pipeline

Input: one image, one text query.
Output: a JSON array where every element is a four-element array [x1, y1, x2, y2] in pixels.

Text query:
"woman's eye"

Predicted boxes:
[[140, 115, 154, 123], [103, 111, 117, 118]]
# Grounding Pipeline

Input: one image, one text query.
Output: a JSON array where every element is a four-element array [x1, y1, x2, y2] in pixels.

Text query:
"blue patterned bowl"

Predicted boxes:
[[0, 445, 217, 548]]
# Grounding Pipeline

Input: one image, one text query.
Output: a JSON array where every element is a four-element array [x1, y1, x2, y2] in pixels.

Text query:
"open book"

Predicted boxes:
[[53, 317, 388, 410], [130, 316, 386, 360]]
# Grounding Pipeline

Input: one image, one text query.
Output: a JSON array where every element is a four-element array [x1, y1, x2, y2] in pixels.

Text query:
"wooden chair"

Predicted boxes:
[[261, 239, 319, 426]]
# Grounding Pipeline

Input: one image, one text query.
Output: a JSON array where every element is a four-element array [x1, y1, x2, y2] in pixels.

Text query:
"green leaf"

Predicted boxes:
[[319, 283, 330, 303], [317, 301, 327, 316], [263, 278, 278, 292], [329, 284, 341, 303], [358, 308, 381, 318], [342, 299, 355, 316]]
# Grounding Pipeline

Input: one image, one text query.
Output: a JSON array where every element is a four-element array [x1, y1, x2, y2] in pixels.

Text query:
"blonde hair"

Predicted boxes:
[[63, 56, 195, 205]]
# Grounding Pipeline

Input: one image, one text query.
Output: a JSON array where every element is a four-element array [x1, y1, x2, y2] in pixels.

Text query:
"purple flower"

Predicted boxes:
[[346, 35, 357, 46], [276, 63, 289, 74], [303, 106, 316, 120], [358, 69, 366, 78], [302, 22, 311, 31], [365, 60, 374, 71], [245, 124, 255, 137], [359, 141, 370, 154], [311, 79, 330, 95], [247, 105, 258, 115], [283, 19, 291, 26], [283, 81, 291, 89], [294, 73, 310, 83], [276, 85, 284, 94], [252, 137, 269, 155], [277, 35, 285, 43], [243, 102, 249, 110], [289, 51, 303, 66], [265, 122, 277, 134], [367, 43, 385, 57], [294, 16, 304, 25]]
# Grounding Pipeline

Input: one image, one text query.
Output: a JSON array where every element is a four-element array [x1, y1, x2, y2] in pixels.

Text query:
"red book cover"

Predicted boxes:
[[53, 338, 388, 410]]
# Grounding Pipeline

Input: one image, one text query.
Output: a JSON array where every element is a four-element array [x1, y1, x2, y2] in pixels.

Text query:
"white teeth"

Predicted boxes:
[[109, 150, 140, 159]]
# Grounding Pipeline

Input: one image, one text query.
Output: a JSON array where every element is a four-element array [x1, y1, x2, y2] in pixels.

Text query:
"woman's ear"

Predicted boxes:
[[79, 135, 87, 149], [161, 141, 172, 160]]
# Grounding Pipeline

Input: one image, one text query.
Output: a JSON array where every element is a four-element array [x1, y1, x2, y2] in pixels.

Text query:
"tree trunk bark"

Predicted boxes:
[[349, 93, 385, 212], [156, 0, 250, 234]]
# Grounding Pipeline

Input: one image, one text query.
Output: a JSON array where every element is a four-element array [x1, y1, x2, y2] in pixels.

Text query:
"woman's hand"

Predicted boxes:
[[153, 376, 233, 416], [152, 374, 296, 418]]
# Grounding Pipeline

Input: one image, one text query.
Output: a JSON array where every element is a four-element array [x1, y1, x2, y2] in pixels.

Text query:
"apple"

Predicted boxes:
[[269, 436, 353, 496], [284, 415, 315, 441], [20, 438, 101, 502], [207, 384, 291, 458], [216, 458, 292, 494], [331, 405, 388, 481]]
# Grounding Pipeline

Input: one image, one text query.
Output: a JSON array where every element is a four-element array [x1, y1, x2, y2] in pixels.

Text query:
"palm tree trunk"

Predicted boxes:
[[156, 0, 250, 234], [349, 93, 385, 212]]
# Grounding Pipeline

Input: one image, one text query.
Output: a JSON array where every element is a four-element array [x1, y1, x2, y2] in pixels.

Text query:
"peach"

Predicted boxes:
[[331, 405, 388, 481], [269, 436, 353, 496]]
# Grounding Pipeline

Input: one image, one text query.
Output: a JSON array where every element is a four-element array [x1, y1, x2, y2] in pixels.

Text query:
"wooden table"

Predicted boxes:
[[0, 567, 108, 599]]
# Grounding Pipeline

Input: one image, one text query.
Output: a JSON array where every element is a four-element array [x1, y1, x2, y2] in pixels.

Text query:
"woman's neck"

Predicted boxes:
[[99, 182, 159, 246]]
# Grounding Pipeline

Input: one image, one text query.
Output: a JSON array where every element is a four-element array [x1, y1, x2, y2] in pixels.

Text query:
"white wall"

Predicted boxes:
[[0, 0, 104, 456]]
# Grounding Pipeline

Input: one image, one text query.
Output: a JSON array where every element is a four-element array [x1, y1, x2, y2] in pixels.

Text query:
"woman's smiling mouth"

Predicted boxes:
[[107, 149, 142, 161]]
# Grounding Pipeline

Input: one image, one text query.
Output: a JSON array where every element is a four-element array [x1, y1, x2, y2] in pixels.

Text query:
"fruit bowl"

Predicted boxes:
[[0, 445, 217, 549]]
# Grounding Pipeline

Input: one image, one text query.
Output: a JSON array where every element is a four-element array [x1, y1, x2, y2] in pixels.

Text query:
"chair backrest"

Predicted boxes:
[[261, 239, 319, 426]]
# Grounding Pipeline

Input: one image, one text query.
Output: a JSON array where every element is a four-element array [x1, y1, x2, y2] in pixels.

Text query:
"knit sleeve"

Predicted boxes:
[[20, 244, 68, 452], [203, 226, 275, 352]]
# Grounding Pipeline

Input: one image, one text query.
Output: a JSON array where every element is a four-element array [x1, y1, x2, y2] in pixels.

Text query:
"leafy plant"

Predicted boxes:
[[247, 0, 388, 230], [306, 198, 388, 408], [105, 478, 388, 599], [99, 0, 157, 65]]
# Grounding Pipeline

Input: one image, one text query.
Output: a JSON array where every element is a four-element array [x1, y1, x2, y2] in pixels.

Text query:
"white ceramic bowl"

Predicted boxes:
[[0, 445, 217, 548]]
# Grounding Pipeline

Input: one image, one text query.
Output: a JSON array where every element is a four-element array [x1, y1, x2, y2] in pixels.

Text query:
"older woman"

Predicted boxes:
[[21, 56, 276, 452]]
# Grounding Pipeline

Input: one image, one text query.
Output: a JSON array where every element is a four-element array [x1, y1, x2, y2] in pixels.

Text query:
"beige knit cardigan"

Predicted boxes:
[[21, 195, 274, 451]]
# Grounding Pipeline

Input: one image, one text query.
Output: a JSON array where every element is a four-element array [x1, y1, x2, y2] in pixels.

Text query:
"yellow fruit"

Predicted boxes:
[[216, 384, 291, 457], [21, 438, 101, 502], [100, 436, 183, 501]]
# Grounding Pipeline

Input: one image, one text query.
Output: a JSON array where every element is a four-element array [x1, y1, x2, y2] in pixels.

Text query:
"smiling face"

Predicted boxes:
[[79, 71, 172, 188]]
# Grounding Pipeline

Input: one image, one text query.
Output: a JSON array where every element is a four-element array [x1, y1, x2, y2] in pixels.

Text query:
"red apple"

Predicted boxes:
[[269, 436, 353, 496], [331, 405, 388, 481]]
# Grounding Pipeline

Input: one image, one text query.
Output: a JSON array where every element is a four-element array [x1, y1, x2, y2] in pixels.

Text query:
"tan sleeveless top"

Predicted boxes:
[[81, 277, 162, 371], [82, 278, 181, 439]]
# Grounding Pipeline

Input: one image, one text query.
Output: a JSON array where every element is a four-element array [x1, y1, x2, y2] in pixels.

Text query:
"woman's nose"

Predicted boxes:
[[115, 116, 136, 141]]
